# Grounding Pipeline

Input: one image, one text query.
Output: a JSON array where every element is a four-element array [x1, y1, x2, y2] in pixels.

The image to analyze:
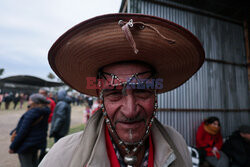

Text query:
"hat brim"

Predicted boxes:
[[48, 13, 205, 96]]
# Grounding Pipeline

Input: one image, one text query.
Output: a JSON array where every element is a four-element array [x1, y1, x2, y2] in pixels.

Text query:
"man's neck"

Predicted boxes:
[[111, 132, 148, 167]]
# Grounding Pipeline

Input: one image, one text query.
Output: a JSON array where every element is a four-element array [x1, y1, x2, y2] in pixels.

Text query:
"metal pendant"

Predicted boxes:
[[124, 155, 137, 166]]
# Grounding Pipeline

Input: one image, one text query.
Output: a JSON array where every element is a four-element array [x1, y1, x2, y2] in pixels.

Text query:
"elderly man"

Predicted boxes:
[[39, 13, 204, 167]]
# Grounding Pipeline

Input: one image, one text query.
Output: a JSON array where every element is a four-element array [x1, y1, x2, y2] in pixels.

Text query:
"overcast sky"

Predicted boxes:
[[0, 0, 122, 81]]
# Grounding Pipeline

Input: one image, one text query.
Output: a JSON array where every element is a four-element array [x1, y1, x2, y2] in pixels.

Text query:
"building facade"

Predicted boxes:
[[120, 0, 250, 146]]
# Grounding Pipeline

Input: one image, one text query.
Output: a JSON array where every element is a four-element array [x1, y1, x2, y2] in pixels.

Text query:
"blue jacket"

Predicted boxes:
[[50, 90, 71, 137], [10, 107, 50, 153]]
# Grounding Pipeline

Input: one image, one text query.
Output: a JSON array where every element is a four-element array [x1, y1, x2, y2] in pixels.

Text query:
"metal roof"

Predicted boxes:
[[119, 0, 250, 23], [0, 75, 64, 87]]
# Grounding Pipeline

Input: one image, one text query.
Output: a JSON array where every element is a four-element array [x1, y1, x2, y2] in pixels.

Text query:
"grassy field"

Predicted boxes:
[[0, 101, 28, 111]]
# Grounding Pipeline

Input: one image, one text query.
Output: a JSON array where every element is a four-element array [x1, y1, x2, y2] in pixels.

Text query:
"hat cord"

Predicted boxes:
[[119, 19, 139, 54], [135, 21, 176, 44], [118, 19, 176, 54]]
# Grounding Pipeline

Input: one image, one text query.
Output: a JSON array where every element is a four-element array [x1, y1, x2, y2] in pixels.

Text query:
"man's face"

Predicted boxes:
[[39, 90, 47, 97], [102, 62, 155, 144]]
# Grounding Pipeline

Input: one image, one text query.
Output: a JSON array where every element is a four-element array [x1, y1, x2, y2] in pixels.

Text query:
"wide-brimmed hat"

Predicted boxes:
[[48, 13, 205, 96]]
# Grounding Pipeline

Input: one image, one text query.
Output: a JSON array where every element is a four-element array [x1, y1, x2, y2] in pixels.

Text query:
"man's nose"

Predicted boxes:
[[121, 92, 138, 118]]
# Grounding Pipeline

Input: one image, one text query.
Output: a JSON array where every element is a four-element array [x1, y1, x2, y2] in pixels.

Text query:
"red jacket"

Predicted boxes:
[[196, 122, 223, 157], [47, 97, 56, 123]]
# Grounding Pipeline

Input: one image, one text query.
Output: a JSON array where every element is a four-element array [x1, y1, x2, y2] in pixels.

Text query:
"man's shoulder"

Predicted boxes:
[[161, 124, 184, 140], [155, 123, 192, 166], [57, 131, 83, 145], [161, 124, 189, 148], [39, 131, 84, 167], [153, 121, 188, 149]]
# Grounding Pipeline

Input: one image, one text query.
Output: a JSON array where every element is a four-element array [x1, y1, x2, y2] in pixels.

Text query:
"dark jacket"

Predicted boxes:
[[13, 96, 20, 104], [222, 131, 250, 167], [10, 107, 50, 153], [4, 94, 13, 103], [50, 90, 71, 137]]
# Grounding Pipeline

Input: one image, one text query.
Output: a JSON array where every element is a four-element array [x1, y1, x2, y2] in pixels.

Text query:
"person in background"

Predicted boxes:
[[0, 93, 3, 110], [9, 93, 50, 167], [38, 88, 56, 162], [196, 116, 229, 167], [86, 95, 93, 109], [49, 90, 71, 143], [91, 98, 101, 115], [4, 92, 12, 110], [19, 93, 26, 109], [82, 104, 91, 125], [48, 92, 56, 103], [13, 93, 20, 110], [222, 125, 250, 167], [39, 88, 56, 123]]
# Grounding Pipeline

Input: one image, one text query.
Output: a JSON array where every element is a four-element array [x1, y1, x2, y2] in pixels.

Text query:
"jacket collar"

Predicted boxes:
[[151, 122, 176, 166], [69, 110, 104, 167], [87, 120, 110, 167], [85, 110, 176, 167]]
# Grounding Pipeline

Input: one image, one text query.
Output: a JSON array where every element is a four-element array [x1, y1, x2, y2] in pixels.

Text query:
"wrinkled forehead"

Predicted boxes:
[[100, 61, 155, 81]]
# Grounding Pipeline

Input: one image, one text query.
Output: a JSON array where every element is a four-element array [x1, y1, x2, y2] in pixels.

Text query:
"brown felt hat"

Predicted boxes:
[[48, 13, 205, 96]]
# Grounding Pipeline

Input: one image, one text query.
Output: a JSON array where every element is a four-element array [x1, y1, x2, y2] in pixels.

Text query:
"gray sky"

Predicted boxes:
[[0, 0, 121, 81]]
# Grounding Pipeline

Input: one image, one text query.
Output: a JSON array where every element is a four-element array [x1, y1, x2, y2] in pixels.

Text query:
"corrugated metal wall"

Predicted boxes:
[[126, 0, 250, 146]]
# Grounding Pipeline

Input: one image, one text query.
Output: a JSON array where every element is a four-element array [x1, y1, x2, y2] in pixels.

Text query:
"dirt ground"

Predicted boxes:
[[0, 105, 85, 167]]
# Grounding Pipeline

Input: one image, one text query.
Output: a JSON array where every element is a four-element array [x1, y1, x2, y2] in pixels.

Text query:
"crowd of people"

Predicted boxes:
[[0, 92, 29, 110], [7, 88, 99, 167], [196, 116, 250, 167], [0, 90, 92, 111]]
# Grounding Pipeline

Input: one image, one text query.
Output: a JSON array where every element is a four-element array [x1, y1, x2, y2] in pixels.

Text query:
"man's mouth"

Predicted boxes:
[[116, 120, 145, 129]]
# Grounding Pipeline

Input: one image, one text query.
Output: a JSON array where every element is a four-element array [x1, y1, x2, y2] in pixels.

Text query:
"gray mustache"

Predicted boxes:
[[115, 117, 146, 125]]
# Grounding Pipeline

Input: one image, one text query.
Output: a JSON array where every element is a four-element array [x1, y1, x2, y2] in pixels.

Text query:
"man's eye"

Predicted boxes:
[[134, 89, 153, 98], [103, 90, 123, 101], [110, 91, 122, 96], [104, 90, 122, 96]]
